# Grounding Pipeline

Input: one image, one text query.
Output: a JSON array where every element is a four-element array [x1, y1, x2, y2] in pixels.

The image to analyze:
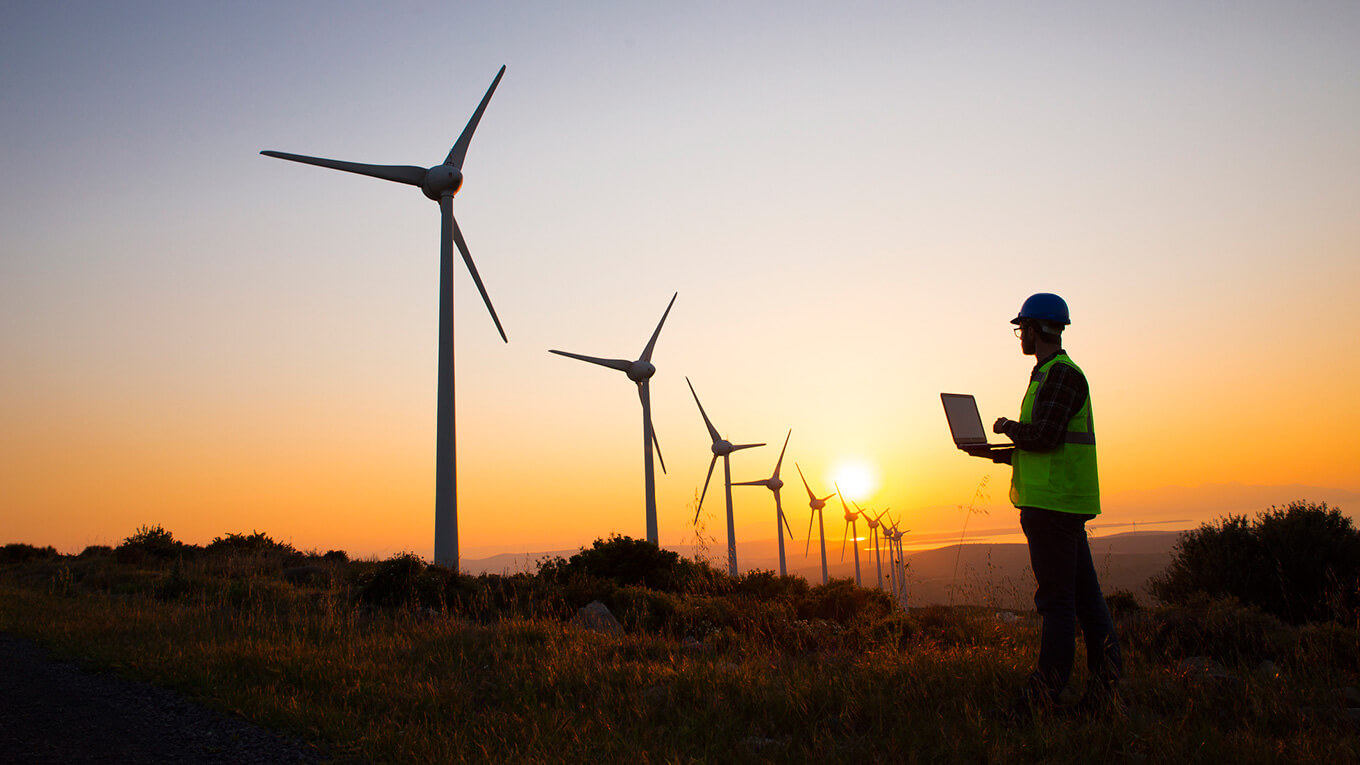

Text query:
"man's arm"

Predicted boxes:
[[993, 363, 1087, 451]]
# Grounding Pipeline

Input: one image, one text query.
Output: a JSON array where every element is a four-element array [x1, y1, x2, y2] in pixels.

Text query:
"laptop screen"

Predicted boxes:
[[941, 393, 988, 446]]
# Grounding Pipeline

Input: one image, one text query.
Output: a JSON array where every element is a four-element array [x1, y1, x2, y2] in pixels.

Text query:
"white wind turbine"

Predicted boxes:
[[796, 463, 835, 586], [836, 484, 863, 587], [732, 430, 795, 576], [687, 378, 764, 577], [261, 67, 509, 571], [549, 293, 677, 544]]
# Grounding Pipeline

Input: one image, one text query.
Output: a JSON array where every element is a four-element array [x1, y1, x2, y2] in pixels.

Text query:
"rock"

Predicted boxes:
[[572, 600, 623, 636]]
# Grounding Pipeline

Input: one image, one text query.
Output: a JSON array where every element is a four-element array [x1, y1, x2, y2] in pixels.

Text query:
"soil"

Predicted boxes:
[[0, 633, 340, 764]]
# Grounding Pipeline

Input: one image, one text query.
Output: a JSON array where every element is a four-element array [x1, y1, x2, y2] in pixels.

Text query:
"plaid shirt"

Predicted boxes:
[[1000, 351, 1089, 452]]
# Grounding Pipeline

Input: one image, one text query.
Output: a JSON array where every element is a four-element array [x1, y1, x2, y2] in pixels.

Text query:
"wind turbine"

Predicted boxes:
[[858, 503, 891, 591], [687, 378, 764, 577], [549, 293, 677, 544], [836, 484, 863, 587], [884, 514, 910, 608], [796, 463, 835, 585], [732, 430, 795, 576], [262, 67, 509, 570]]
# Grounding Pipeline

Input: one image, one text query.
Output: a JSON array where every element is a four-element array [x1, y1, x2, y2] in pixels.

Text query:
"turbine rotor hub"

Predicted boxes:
[[712, 440, 733, 456], [422, 165, 464, 200], [769, 478, 783, 492], [627, 360, 656, 382]]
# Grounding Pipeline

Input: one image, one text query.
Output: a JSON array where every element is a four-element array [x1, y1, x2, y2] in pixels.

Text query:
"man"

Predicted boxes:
[[964, 292, 1122, 718]]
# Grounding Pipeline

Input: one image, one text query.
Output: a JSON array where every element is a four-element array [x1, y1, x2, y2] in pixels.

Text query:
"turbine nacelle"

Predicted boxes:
[[627, 359, 656, 383], [421, 165, 464, 200], [768, 477, 784, 492], [810, 498, 827, 511]]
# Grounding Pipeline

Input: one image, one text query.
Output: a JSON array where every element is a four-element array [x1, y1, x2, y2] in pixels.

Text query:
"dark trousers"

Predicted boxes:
[[1019, 507, 1122, 699]]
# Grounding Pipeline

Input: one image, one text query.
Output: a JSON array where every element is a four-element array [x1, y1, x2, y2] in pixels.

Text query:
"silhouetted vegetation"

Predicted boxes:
[[1150, 501, 1360, 624], [3, 512, 1358, 763]]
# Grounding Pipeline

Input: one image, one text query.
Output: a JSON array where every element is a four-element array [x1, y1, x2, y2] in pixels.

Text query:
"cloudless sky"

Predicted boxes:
[[4, 1, 1358, 562]]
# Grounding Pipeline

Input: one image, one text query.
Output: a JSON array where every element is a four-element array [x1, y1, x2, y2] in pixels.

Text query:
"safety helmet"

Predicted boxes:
[[1011, 293, 1070, 326]]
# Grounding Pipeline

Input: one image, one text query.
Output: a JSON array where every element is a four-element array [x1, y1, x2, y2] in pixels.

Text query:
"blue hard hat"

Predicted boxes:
[[1012, 293, 1070, 325]]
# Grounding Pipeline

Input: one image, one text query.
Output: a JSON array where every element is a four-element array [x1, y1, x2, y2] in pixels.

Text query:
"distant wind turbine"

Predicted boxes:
[[549, 292, 677, 544], [796, 463, 835, 585], [858, 503, 891, 591], [687, 378, 764, 576], [732, 430, 795, 576], [836, 485, 863, 587], [261, 66, 509, 571], [884, 514, 910, 608]]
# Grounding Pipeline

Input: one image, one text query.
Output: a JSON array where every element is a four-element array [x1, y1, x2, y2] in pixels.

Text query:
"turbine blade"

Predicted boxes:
[[818, 493, 836, 503], [772, 429, 791, 477], [731, 442, 765, 452], [685, 377, 723, 444], [777, 496, 794, 539], [445, 65, 506, 169], [639, 382, 666, 475], [731, 479, 768, 487], [695, 454, 718, 523], [260, 151, 427, 186], [549, 350, 632, 372], [446, 202, 507, 342], [804, 511, 815, 556], [796, 463, 817, 501], [841, 522, 849, 561], [640, 292, 678, 363]]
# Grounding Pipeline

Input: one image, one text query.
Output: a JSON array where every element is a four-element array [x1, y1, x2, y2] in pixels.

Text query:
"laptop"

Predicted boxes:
[[941, 393, 1011, 452]]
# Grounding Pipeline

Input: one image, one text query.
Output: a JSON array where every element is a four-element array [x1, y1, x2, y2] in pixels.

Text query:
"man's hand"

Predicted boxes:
[[993, 417, 1012, 434], [960, 444, 1013, 464]]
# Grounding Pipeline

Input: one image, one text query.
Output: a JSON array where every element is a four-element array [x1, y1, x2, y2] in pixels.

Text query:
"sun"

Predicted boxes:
[[830, 459, 878, 502]]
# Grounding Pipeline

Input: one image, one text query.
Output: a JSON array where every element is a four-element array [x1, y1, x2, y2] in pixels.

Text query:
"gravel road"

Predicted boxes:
[[0, 633, 338, 764]]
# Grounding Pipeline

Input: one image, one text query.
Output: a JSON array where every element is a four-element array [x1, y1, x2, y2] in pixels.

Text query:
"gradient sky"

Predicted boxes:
[[4, 1, 1358, 562]]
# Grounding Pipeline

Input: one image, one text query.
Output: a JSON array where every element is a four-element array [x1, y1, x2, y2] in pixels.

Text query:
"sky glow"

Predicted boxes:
[[2, 2, 1358, 564]]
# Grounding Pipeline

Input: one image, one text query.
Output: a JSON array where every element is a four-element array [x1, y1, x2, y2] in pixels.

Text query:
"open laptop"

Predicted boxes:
[[941, 393, 1011, 452]]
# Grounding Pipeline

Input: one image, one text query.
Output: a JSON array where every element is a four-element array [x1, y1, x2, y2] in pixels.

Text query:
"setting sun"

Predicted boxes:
[[830, 459, 878, 503]]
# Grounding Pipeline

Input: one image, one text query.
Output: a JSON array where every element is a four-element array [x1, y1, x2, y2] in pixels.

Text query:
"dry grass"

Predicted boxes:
[[2, 548, 1357, 764]]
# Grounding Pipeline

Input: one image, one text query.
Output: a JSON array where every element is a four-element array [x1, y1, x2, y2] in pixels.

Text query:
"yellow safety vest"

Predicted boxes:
[[1009, 353, 1100, 514]]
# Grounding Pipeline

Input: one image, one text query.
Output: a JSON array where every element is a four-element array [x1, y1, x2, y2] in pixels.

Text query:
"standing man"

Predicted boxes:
[[964, 292, 1122, 718]]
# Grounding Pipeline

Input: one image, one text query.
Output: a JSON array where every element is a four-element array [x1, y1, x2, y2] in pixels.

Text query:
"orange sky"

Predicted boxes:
[[3, 3, 1359, 563]]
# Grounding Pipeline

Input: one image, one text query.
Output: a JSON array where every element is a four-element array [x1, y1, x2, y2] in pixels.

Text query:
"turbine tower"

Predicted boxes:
[[549, 293, 677, 544], [262, 67, 509, 570], [687, 378, 764, 577], [732, 430, 795, 576], [796, 463, 834, 585], [836, 485, 863, 587]]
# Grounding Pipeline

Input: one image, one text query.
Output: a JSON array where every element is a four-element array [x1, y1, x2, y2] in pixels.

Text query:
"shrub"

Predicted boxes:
[[356, 553, 448, 609], [1150, 501, 1360, 624], [206, 531, 298, 557], [116, 525, 193, 566], [0, 543, 60, 565], [539, 535, 718, 593]]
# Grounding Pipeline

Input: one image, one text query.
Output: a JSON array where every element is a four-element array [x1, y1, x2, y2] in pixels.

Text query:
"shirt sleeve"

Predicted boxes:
[[1002, 362, 1088, 452]]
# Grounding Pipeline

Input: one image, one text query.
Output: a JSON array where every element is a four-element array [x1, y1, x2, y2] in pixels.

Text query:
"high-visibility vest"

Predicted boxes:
[[1009, 353, 1100, 514]]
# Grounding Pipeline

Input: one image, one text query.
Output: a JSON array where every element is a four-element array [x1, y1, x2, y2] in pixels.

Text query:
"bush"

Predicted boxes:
[[116, 525, 193, 566], [206, 531, 298, 557], [356, 553, 448, 609], [0, 543, 60, 565], [539, 535, 722, 594], [1150, 501, 1360, 624]]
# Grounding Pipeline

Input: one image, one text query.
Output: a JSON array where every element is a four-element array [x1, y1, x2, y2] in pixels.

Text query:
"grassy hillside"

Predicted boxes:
[[1, 532, 1357, 763]]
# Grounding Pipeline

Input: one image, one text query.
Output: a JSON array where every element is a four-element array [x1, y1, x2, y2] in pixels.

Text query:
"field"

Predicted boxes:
[[1, 535, 1357, 763]]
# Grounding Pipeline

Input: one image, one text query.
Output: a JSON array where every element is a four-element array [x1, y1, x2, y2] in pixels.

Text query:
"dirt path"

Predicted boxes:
[[0, 633, 337, 764]]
